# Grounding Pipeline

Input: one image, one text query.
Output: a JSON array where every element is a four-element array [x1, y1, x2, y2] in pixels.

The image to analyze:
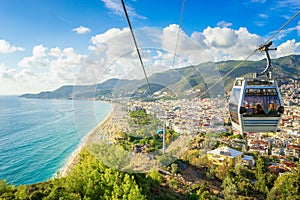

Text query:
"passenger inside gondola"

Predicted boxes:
[[267, 103, 278, 114], [245, 103, 254, 115], [254, 104, 265, 114]]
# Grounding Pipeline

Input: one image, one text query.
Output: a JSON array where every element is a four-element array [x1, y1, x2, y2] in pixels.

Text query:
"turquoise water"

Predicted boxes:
[[0, 96, 112, 185]]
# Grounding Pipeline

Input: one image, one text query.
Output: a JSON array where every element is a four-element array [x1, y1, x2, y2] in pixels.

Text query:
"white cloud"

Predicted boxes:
[[18, 45, 49, 68], [161, 24, 215, 64], [276, 0, 300, 10], [33, 45, 47, 56], [217, 21, 233, 28], [6, 24, 299, 95], [48, 48, 86, 82], [78, 25, 267, 85], [15, 69, 39, 82], [102, 0, 123, 15], [1, 57, 78, 94], [192, 26, 264, 61], [266, 20, 300, 41], [17, 45, 86, 84], [202, 26, 239, 48], [89, 28, 128, 47], [49, 47, 62, 57], [0, 63, 16, 79], [258, 13, 268, 19], [161, 24, 185, 55], [78, 25, 216, 85], [101, 0, 146, 19], [0, 62, 42, 83], [251, 0, 266, 3], [1, 58, 55, 94], [18, 26, 300, 88], [276, 39, 300, 57], [73, 26, 91, 34], [0, 63, 46, 94], [87, 27, 133, 68], [0, 40, 24, 53], [270, 0, 300, 17], [254, 21, 265, 27]]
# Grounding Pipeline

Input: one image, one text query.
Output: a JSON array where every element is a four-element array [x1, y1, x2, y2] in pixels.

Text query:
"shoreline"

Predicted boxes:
[[56, 107, 115, 177]]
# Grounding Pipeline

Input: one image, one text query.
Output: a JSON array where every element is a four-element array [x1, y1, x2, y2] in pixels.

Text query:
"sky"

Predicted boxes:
[[0, 0, 299, 95]]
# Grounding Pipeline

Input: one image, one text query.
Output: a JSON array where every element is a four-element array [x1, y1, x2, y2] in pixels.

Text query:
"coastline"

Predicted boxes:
[[56, 107, 115, 177]]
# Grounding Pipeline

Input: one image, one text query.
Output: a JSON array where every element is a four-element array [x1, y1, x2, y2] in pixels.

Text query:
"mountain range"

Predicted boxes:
[[20, 54, 300, 100]]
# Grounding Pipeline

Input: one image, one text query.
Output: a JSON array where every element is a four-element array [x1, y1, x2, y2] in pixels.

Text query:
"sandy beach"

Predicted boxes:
[[56, 108, 114, 177], [56, 103, 130, 177], [55, 102, 187, 176]]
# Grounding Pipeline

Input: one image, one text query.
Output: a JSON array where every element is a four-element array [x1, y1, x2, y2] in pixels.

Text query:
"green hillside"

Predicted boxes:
[[20, 55, 300, 99]]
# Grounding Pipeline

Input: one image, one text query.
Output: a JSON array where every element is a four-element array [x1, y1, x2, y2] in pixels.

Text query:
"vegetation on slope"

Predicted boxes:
[[1, 131, 299, 200]]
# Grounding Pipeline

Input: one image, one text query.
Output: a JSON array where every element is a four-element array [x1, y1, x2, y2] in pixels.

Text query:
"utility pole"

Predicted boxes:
[[163, 121, 166, 154]]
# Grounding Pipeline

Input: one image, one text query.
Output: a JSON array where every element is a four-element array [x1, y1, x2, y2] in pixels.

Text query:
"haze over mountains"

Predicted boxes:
[[20, 55, 300, 99]]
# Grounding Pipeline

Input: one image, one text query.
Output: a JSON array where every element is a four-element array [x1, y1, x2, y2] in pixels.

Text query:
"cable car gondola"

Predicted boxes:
[[229, 41, 284, 133]]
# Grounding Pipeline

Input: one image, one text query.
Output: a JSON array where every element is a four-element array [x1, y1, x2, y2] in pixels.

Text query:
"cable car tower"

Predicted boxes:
[[229, 41, 284, 134]]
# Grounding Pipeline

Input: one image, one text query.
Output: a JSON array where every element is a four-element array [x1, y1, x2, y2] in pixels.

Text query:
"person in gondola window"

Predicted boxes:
[[267, 103, 278, 114], [245, 103, 254, 115], [255, 104, 265, 114]]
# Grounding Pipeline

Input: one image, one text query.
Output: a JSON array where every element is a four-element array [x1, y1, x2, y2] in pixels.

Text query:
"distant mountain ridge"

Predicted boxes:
[[20, 54, 300, 99], [20, 78, 139, 99]]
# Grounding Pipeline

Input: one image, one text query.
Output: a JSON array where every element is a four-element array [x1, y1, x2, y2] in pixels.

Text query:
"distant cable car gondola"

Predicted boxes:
[[229, 41, 284, 133]]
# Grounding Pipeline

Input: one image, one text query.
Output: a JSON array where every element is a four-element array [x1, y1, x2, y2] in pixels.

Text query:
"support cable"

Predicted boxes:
[[171, 0, 186, 69], [263, 11, 300, 46], [120, 0, 153, 94]]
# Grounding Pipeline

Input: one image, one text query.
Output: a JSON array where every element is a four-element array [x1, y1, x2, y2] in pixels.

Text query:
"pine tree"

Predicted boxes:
[[221, 177, 238, 200], [255, 156, 269, 194]]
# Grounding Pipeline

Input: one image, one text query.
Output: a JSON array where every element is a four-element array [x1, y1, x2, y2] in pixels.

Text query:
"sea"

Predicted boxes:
[[0, 96, 112, 186]]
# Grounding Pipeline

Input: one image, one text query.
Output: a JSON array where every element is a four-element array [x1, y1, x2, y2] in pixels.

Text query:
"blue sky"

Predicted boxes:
[[0, 0, 299, 94]]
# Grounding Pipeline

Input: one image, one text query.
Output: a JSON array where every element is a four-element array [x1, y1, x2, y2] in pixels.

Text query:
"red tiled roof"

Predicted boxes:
[[268, 165, 288, 173], [283, 161, 296, 168], [288, 145, 300, 150]]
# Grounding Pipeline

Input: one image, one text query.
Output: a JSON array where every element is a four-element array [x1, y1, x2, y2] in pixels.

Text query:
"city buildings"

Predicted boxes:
[[207, 146, 243, 166], [120, 78, 300, 171]]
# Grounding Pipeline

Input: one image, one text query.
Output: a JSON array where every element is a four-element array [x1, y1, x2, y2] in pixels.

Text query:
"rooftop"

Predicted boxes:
[[207, 146, 243, 158]]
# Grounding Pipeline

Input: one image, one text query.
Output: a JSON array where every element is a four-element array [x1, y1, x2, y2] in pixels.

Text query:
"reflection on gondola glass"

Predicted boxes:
[[229, 88, 241, 124]]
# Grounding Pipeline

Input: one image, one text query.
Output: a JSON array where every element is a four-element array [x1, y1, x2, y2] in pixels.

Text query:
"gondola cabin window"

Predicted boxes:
[[243, 88, 280, 115]]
